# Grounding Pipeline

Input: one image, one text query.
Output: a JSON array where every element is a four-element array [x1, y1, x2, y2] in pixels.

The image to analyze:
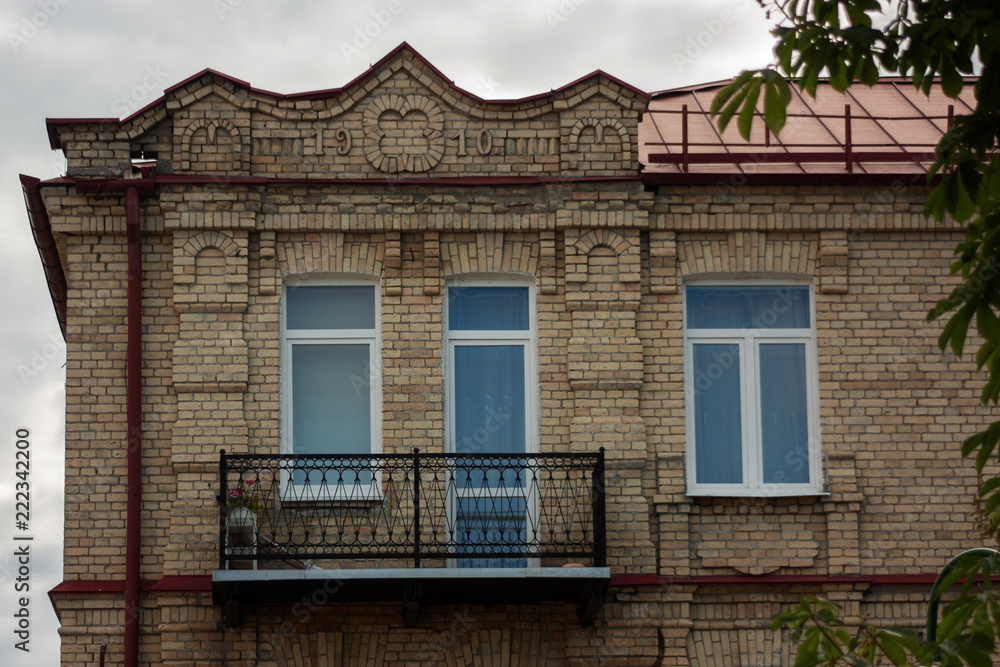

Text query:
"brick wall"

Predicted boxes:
[[38, 48, 988, 665]]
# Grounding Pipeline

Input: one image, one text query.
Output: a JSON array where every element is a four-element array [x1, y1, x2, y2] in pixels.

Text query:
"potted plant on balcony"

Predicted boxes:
[[225, 479, 260, 570], [226, 479, 260, 529]]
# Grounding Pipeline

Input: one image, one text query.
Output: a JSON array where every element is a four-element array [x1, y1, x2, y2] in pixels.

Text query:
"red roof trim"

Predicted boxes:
[[150, 575, 214, 592], [47, 43, 649, 145], [612, 573, 941, 587], [49, 576, 211, 596], [640, 171, 935, 187], [20, 174, 67, 336], [161, 67, 252, 97], [40, 173, 641, 189], [48, 573, 940, 595], [650, 75, 980, 99]]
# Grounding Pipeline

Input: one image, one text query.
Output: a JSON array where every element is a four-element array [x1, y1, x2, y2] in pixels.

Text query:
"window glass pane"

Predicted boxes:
[[693, 344, 743, 485], [287, 285, 375, 330], [759, 343, 810, 485], [449, 287, 529, 331], [454, 345, 526, 457], [291, 344, 371, 455], [687, 286, 810, 329]]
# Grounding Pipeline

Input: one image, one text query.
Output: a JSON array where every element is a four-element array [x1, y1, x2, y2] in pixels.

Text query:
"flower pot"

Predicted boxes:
[[227, 507, 257, 530], [226, 508, 258, 570]]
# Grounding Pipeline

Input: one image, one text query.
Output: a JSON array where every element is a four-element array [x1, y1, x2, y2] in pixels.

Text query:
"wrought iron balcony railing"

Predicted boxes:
[[218, 449, 606, 570]]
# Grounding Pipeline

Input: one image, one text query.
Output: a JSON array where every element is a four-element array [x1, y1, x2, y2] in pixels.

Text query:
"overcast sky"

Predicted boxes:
[[0, 1, 775, 664]]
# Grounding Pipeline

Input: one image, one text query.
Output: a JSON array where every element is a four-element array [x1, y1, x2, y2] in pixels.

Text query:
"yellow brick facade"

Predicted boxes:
[[31, 46, 991, 665]]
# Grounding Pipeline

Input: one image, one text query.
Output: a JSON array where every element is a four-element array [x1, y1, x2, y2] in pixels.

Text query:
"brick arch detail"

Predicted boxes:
[[181, 118, 240, 148], [439, 232, 539, 278], [567, 117, 630, 169], [271, 631, 387, 666], [676, 231, 817, 278], [276, 234, 385, 279], [178, 118, 245, 171], [573, 228, 630, 258], [180, 230, 241, 259]]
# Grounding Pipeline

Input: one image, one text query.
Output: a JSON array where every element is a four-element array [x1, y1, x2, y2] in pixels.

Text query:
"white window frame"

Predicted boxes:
[[444, 277, 539, 567], [683, 280, 823, 497], [280, 276, 382, 501]]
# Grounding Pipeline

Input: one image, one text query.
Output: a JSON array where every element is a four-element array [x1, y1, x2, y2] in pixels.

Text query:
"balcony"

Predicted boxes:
[[211, 450, 609, 625]]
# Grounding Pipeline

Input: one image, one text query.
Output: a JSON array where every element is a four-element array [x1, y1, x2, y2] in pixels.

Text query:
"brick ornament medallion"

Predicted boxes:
[[363, 94, 445, 173]]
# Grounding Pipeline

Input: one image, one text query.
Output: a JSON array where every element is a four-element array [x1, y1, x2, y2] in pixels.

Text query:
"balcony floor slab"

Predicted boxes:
[[212, 566, 610, 626]]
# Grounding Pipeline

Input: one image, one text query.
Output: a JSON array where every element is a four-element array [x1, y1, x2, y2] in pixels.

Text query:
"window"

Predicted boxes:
[[684, 283, 822, 496], [445, 283, 536, 567], [282, 280, 380, 497]]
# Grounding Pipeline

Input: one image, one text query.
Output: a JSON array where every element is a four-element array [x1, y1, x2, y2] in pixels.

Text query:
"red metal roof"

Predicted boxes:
[[640, 77, 977, 176]]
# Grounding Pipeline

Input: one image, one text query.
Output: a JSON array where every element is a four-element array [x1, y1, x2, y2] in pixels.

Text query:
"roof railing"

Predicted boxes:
[[644, 103, 954, 172]]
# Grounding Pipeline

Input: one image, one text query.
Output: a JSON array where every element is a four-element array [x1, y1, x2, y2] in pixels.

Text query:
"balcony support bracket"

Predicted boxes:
[[225, 599, 241, 629], [403, 581, 423, 627], [577, 579, 608, 626]]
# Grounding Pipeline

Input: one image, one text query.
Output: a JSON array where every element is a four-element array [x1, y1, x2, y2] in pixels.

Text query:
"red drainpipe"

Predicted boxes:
[[125, 185, 142, 667]]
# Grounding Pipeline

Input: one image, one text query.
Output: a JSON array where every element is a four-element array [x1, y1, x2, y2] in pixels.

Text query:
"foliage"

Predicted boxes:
[[770, 597, 924, 666], [773, 551, 1000, 665], [712, 0, 1000, 528], [709, 0, 1000, 664], [226, 479, 260, 513]]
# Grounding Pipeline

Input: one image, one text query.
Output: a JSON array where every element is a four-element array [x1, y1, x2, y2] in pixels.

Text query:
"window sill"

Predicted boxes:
[[685, 487, 830, 499], [277, 497, 384, 508], [279, 482, 384, 505]]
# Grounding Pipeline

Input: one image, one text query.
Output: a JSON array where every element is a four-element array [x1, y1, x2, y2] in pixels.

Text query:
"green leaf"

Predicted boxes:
[[983, 486, 1000, 515], [709, 71, 751, 116], [940, 54, 964, 98], [937, 598, 980, 639], [764, 76, 791, 134], [945, 303, 975, 357], [860, 58, 879, 86], [830, 60, 850, 91], [926, 182, 949, 222], [878, 633, 908, 665], [979, 474, 1000, 497], [737, 79, 762, 141], [712, 73, 756, 135]]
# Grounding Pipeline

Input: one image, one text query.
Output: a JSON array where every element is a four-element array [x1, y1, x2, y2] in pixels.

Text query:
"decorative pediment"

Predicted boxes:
[[52, 44, 649, 180]]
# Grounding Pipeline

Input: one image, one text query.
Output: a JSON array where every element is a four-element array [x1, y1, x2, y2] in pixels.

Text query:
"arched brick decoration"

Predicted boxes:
[[676, 231, 817, 278], [276, 233, 385, 279], [439, 232, 539, 278], [443, 629, 551, 666], [174, 230, 244, 286], [567, 117, 630, 169], [179, 119, 245, 172], [181, 230, 241, 259], [689, 627, 793, 667], [363, 94, 445, 173], [573, 228, 630, 258], [272, 631, 386, 666], [566, 228, 639, 286]]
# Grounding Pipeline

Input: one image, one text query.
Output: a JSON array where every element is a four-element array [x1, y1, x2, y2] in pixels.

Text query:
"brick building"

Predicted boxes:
[[22, 44, 989, 665]]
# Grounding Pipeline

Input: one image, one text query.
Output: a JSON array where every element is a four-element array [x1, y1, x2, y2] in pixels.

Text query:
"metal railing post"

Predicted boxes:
[[681, 104, 689, 173], [219, 449, 227, 571], [593, 447, 607, 567], [413, 448, 421, 568], [844, 104, 853, 173]]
